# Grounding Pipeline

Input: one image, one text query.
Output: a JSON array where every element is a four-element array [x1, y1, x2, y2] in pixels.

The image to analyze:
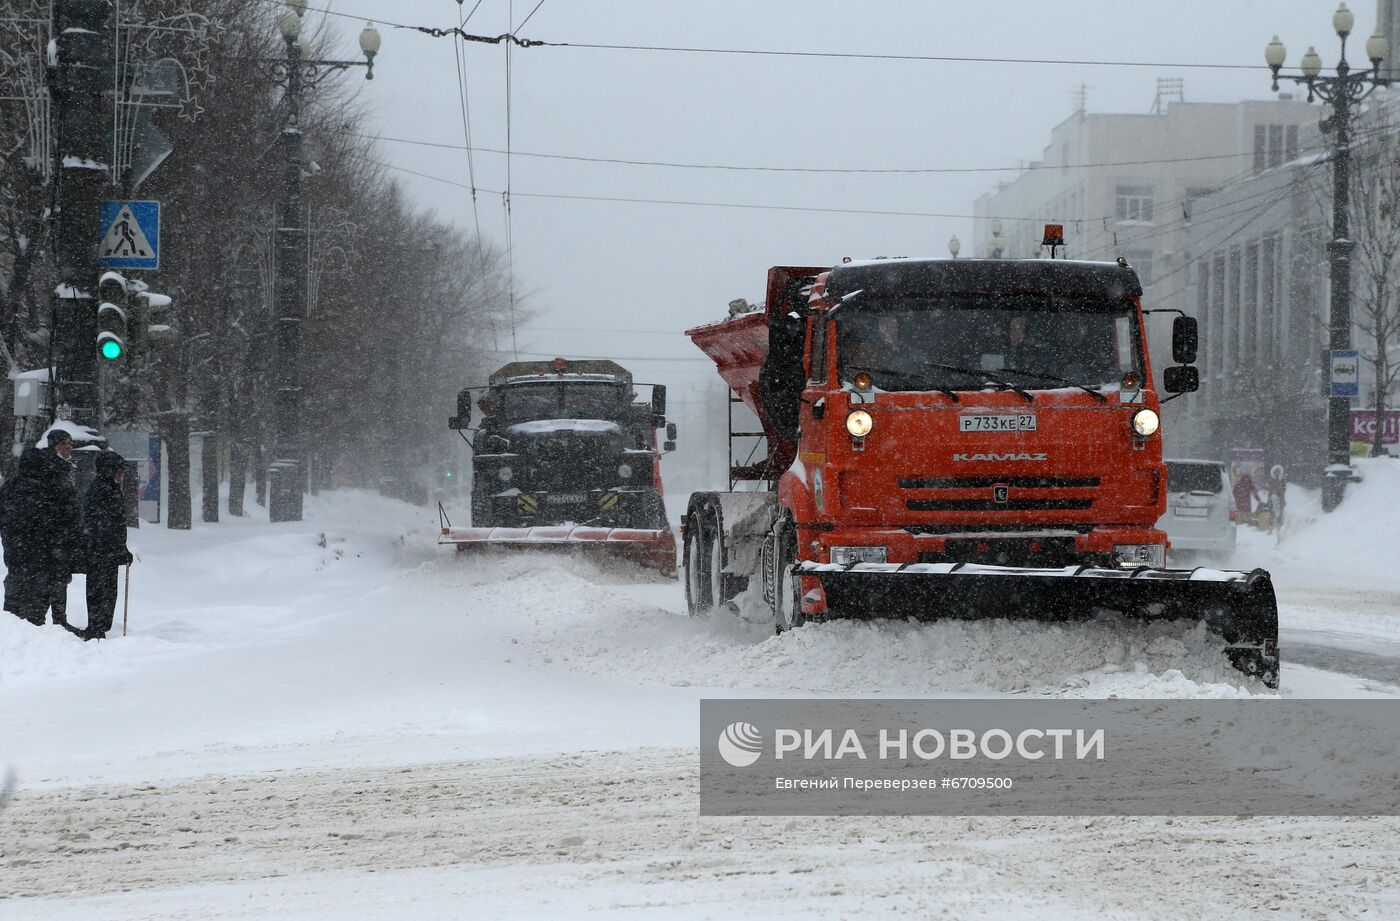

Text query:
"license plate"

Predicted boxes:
[[959, 413, 1036, 433], [1173, 506, 1209, 518], [546, 493, 585, 504]]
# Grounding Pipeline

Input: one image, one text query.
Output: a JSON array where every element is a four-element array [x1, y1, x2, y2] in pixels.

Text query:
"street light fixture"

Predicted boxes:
[[266, 3, 382, 522], [948, 235, 961, 258], [278, 9, 301, 42], [1264, 2, 1390, 511], [988, 218, 1006, 258]]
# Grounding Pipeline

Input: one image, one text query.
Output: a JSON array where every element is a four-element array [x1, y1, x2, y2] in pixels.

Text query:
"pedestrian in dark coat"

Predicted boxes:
[[0, 430, 82, 627], [81, 451, 132, 640]]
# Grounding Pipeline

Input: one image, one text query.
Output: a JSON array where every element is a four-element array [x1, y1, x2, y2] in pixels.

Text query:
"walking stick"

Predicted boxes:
[[122, 565, 131, 637]]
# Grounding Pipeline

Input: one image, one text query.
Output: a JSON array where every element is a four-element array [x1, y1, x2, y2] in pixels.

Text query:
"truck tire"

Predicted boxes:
[[773, 522, 804, 631], [684, 507, 713, 615], [708, 506, 727, 611]]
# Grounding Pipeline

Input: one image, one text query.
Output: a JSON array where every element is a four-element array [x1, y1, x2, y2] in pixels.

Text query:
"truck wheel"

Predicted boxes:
[[708, 508, 727, 610], [774, 525, 804, 631], [684, 511, 713, 615]]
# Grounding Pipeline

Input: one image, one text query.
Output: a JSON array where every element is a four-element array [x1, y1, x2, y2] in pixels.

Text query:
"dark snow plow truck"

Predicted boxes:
[[682, 240, 1280, 687], [441, 358, 678, 575]]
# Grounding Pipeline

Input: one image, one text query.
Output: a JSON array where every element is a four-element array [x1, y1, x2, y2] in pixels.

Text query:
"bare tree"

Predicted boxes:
[[1350, 106, 1400, 456]]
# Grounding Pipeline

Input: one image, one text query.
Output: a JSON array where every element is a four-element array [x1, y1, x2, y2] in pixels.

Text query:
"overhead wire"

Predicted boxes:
[[537, 41, 1271, 72], [450, 1, 483, 240], [251, 0, 1278, 74], [504, 0, 519, 359], [357, 133, 1260, 177], [515, 0, 546, 32], [344, 149, 1343, 232]]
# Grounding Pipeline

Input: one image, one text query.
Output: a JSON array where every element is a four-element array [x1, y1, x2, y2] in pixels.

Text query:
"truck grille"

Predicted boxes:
[[899, 476, 1101, 489], [906, 498, 1093, 512]]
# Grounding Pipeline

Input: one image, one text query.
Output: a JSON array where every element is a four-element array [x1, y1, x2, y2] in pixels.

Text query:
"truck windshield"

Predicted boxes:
[[837, 298, 1144, 393], [498, 382, 626, 422]]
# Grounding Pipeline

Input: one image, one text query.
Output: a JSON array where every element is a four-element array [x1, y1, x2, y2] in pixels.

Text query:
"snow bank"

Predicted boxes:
[[0, 489, 436, 688], [1232, 457, 1400, 591], [520, 562, 1267, 698]]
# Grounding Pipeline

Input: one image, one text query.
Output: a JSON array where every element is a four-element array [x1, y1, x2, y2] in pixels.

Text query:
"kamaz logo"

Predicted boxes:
[[952, 452, 1048, 462]]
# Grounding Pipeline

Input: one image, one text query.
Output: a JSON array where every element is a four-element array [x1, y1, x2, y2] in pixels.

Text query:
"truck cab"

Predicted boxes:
[[780, 257, 1197, 577], [451, 358, 674, 532], [683, 252, 1277, 686]]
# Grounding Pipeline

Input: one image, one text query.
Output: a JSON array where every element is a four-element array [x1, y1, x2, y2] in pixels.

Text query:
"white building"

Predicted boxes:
[[972, 91, 1316, 300], [1176, 90, 1400, 470]]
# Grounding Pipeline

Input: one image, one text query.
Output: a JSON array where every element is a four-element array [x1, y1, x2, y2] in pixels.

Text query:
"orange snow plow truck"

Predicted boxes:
[[683, 245, 1279, 686]]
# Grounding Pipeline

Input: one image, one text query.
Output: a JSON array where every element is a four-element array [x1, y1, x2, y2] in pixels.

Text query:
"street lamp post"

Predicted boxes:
[[267, 4, 380, 522], [988, 219, 1006, 258], [1265, 3, 1390, 511], [948, 235, 961, 259]]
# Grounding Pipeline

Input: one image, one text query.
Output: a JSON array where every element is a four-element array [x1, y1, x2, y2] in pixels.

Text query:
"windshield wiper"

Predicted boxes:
[[851, 364, 961, 403], [853, 361, 1034, 404], [917, 361, 1034, 404], [997, 366, 1109, 403]]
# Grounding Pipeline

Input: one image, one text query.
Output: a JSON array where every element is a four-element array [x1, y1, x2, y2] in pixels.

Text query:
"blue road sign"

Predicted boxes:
[[1331, 349, 1360, 398], [99, 200, 160, 270]]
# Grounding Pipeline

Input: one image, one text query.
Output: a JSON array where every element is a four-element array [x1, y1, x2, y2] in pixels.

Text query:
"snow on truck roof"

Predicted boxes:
[[826, 257, 1143, 301], [489, 358, 631, 386], [499, 373, 622, 385]]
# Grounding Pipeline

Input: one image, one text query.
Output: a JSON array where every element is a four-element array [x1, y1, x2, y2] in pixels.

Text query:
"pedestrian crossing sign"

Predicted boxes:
[[99, 200, 160, 270]]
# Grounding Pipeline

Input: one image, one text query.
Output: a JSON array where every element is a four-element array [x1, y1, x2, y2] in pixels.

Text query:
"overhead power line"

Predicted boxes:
[[360, 132, 1256, 176], [348, 150, 1328, 233], [257, 2, 1271, 73], [537, 41, 1270, 73]]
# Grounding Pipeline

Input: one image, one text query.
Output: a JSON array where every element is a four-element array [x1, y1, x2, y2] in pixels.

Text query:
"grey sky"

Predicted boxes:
[[320, 1, 1380, 380]]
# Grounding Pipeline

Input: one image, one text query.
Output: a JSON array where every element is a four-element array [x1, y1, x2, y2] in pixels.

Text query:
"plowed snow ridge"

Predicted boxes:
[[478, 554, 1269, 698]]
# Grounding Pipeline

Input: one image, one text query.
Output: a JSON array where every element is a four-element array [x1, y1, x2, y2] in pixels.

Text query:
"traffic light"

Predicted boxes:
[[131, 283, 175, 360], [97, 271, 130, 364]]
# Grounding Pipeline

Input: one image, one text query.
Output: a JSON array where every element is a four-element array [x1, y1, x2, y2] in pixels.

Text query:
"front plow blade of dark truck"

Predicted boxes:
[[440, 525, 678, 576], [798, 562, 1280, 688]]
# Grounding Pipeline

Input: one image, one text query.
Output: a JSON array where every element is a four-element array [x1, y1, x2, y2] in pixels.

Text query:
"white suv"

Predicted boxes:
[[1158, 459, 1236, 558]]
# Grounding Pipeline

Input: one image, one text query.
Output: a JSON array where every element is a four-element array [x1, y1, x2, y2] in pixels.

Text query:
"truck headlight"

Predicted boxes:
[[1131, 408, 1160, 436], [498, 465, 513, 483], [830, 546, 888, 565], [1114, 544, 1165, 568], [618, 463, 633, 479], [846, 409, 873, 438]]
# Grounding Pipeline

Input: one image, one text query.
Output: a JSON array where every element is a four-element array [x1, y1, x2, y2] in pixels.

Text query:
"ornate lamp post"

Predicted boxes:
[[988, 219, 1007, 258], [268, 3, 379, 522], [948, 235, 961, 259], [1265, 2, 1390, 510]]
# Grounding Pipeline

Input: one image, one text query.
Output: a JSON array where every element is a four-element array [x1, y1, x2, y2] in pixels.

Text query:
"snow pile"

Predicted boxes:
[[0, 489, 436, 687], [521, 562, 1268, 698], [1233, 457, 1400, 589]]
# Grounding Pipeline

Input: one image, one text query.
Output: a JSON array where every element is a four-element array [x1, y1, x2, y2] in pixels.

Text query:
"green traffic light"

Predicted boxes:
[[100, 339, 124, 361]]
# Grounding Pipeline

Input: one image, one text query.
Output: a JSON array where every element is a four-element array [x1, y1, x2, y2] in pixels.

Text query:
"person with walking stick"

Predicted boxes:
[[80, 451, 133, 641]]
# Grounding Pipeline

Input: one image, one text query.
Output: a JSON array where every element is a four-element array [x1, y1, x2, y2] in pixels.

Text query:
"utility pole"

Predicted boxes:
[[49, 0, 113, 429], [1265, 7, 1391, 510], [269, 32, 308, 523], [267, 2, 380, 522]]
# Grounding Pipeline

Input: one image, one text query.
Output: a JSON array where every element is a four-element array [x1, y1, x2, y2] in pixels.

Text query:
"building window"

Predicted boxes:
[[1123, 250, 1154, 286], [1254, 124, 1298, 172], [1115, 185, 1154, 224], [1244, 241, 1260, 363]]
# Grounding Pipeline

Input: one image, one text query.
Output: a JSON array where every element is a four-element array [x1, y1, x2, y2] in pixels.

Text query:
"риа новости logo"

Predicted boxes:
[[717, 721, 763, 767]]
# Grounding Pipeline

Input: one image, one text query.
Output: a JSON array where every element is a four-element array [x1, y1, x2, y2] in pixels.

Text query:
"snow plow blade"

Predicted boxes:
[[797, 561, 1280, 688], [440, 525, 677, 576]]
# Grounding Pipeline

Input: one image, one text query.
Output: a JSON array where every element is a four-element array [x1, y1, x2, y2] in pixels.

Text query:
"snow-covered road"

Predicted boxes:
[[3, 461, 1400, 917], [8, 749, 1400, 920]]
